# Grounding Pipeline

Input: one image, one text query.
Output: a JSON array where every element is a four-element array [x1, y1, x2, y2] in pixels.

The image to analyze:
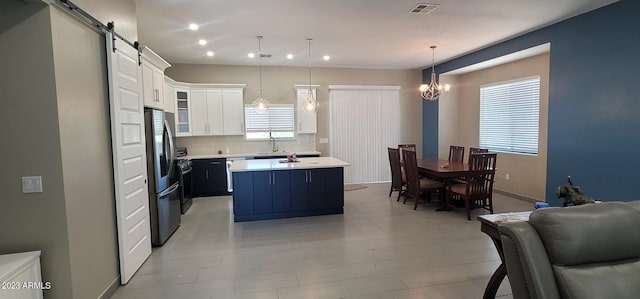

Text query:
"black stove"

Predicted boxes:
[[175, 148, 192, 214]]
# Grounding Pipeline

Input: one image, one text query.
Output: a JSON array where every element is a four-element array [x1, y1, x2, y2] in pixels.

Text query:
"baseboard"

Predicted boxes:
[[494, 189, 538, 204], [98, 276, 120, 299]]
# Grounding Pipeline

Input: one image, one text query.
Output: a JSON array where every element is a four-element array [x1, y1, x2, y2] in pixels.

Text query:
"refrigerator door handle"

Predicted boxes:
[[159, 182, 180, 197], [164, 118, 175, 177]]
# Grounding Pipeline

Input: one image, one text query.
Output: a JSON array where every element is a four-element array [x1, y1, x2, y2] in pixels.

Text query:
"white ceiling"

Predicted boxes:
[[134, 0, 618, 70]]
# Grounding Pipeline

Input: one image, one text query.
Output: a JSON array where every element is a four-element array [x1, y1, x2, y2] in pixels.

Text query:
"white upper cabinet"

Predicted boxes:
[[141, 47, 171, 110], [187, 86, 244, 136], [174, 87, 191, 136], [164, 77, 176, 113], [296, 86, 318, 134], [206, 89, 223, 135], [222, 89, 245, 135], [190, 89, 207, 136]]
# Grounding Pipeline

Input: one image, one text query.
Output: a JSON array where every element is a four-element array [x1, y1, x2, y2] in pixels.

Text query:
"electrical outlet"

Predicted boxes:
[[319, 137, 329, 144], [22, 176, 43, 193], [505, 173, 510, 181]]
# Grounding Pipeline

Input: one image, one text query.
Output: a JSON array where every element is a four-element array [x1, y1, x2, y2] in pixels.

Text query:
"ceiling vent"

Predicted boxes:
[[410, 3, 439, 15], [259, 53, 272, 58]]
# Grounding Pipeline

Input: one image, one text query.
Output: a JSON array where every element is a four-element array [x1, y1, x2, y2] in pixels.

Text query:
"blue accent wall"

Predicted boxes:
[[422, 98, 438, 158], [422, 0, 640, 205]]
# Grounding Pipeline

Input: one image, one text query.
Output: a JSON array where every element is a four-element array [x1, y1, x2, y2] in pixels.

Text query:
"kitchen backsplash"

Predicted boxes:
[[175, 135, 317, 155]]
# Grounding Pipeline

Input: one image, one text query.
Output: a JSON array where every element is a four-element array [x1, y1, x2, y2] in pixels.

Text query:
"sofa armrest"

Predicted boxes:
[[499, 221, 560, 299]]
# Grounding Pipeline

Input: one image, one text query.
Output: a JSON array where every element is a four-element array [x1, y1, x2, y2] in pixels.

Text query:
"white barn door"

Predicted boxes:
[[105, 33, 152, 284], [330, 85, 400, 184]]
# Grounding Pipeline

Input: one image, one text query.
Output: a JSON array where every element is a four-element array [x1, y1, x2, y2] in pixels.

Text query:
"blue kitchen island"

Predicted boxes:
[[229, 157, 350, 222]]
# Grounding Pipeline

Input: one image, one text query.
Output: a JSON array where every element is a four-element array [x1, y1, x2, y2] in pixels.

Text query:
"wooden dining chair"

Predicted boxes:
[[398, 144, 417, 164], [387, 147, 406, 200], [469, 147, 488, 155], [447, 153, 497, 220], [449, 145, 465, 163], [402, 149, 445, 210], [468, 147, 489, 164]]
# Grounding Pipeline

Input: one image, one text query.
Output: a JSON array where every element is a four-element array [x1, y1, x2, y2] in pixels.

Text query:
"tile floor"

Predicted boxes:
[[111, 183, 532, 299]]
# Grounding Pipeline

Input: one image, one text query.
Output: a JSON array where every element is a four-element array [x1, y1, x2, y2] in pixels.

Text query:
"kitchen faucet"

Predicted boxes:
[[269, 136, 278, 152]]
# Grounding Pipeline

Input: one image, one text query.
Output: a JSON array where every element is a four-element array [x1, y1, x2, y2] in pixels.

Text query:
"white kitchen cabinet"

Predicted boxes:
[[296, 86, 318, 134], [164, 77, 176, 114], [175, 87, 191, 136], [141, 47, 171, 110], [222, 89, 245, 135], [190, 89, 208, 136], [189, 88, 244, 136]]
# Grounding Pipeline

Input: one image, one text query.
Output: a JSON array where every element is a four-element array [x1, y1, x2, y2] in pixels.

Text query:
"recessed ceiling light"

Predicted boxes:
[[286, 54, 293, 59], [206, 51, 214, 57], [248, 52, 255, 58], [199, 39, 207, 46], [323, 55, 331, 61], [189, 23, 199, 31]]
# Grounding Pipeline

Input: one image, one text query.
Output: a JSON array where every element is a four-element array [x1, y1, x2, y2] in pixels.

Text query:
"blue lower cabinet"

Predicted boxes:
[[252, 172, 273, 214], [232, 172, 254, 216], [324, 168, 344, 208], [308, 169, 327, 210], [232, 167, 344, 222], [290, 170, 309, 211], [272, 171, 291, 213]]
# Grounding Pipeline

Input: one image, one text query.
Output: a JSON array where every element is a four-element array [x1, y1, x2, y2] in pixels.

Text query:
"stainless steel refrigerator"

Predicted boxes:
[[144, 108, 181, 246]]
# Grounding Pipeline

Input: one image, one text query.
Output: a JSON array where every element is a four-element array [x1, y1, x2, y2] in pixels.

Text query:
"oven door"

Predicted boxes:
[[181, 167, 193, 203], [178, 165, 193, 214]]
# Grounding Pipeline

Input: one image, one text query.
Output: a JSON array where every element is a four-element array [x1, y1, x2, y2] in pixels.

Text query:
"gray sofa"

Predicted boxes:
[[498, 201, 640, 299]]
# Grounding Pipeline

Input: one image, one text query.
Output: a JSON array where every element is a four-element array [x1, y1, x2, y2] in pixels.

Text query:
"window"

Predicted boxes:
[[244, 104, 295, 140], [480, 76, 540, 155]]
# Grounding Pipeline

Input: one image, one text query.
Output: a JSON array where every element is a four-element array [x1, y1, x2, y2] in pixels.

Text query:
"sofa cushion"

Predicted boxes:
[[529, 202, 640, 266], [554, 258, 640, 299]]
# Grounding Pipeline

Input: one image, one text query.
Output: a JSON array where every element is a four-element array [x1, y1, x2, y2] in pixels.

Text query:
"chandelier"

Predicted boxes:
[[420, 45, 450, 101], [303, 38, 319, 113], [252, 36, 270, 113]]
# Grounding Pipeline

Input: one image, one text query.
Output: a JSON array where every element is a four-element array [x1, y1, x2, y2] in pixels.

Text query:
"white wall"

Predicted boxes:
[[439, 54, 550, 201]]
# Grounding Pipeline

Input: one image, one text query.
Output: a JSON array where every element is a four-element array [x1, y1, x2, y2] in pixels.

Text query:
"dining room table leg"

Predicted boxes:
[[435, 179, 453, 211]]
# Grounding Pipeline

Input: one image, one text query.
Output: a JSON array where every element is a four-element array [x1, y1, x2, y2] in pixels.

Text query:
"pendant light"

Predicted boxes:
[[252, 36, 270, 113], [420, 45, 450, 101], [303, 38, 319, 113]]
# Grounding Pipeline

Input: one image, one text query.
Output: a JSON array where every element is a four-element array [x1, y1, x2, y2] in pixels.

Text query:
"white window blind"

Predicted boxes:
[[244, 104, 295, 140], [329, 85, 400, 184], [480, 76, 540, 155]]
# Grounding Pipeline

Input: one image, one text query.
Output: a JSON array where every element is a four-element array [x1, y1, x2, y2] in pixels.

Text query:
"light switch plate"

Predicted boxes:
[[22, 176, 43, 193], [319, 137, 329, 144]]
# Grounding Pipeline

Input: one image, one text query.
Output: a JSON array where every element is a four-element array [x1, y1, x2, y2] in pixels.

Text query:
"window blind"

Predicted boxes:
[[244, 104, 295, 139], [480, 76, 540, 155], [329, 86, 400, 184]]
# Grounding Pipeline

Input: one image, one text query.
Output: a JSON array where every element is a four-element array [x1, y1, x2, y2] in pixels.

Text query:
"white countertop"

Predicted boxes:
[[229, 157, 350, 172], [186, 151, 322, 160]]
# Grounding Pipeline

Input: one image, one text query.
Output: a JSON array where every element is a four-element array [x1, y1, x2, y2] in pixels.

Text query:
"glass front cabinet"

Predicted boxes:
[[175, 88, 191, 136]]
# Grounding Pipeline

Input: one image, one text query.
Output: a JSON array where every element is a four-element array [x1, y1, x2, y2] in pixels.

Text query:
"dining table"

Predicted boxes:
[[415, 158, 470, 210], [416, 158, 469, 180]]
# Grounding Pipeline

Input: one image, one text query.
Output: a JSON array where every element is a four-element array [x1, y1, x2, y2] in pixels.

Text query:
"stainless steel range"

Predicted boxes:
[[176, 148, 192, 214]]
